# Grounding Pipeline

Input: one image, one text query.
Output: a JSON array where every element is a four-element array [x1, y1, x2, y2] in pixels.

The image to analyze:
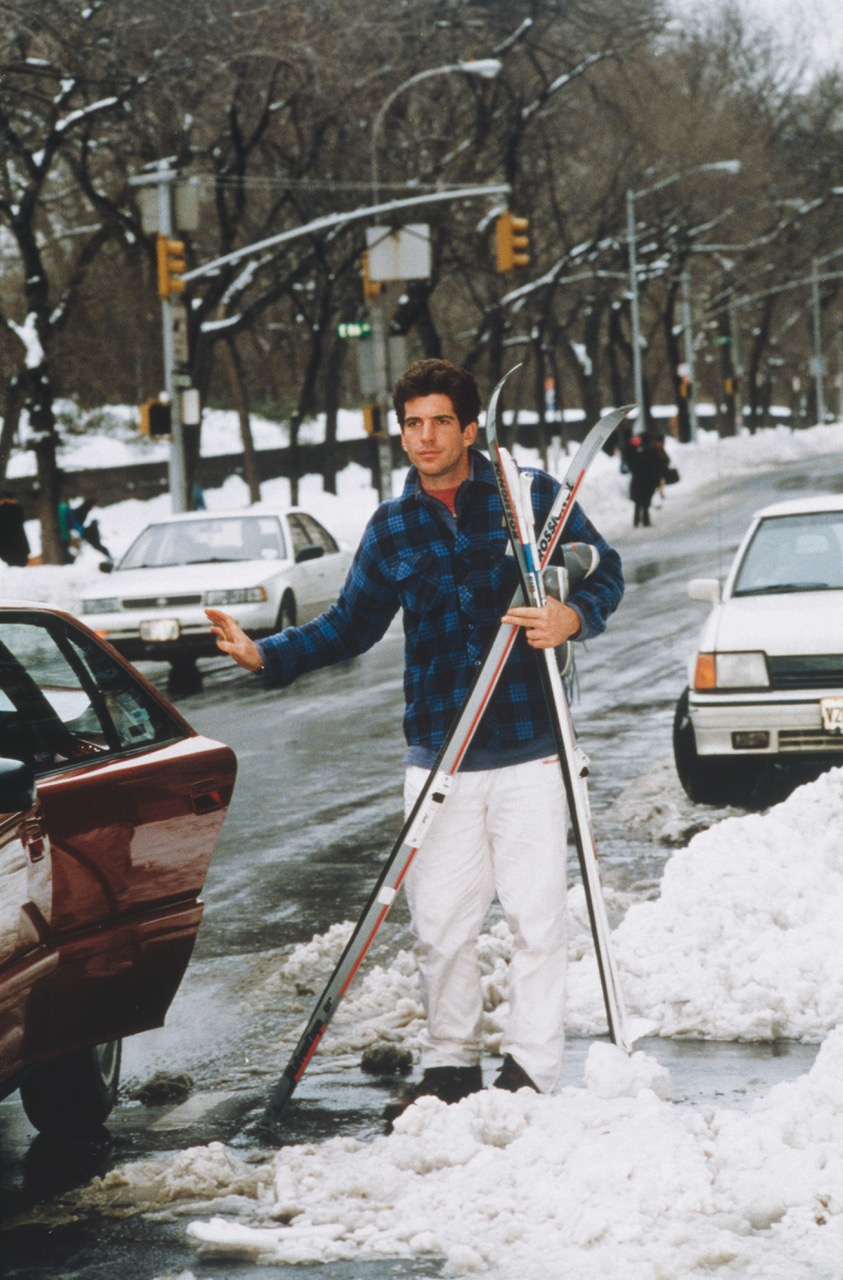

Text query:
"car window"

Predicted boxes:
[[0, 615, 182, 776], [286, 514, 313, 558], [119, 517, 286, 569], [296, 513, 339, 555], [733, 512, 843, 595]]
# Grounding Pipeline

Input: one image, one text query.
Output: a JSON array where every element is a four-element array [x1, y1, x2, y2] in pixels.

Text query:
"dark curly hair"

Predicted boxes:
[[392, 359, 481, 430]]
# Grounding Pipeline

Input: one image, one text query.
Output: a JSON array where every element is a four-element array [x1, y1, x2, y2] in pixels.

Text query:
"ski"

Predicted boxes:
[[485, 368, 632, 1053], [261, 399, 632, 1129]]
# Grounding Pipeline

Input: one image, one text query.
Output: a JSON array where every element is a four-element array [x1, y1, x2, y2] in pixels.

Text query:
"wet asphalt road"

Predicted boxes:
[[2, 449, 842, 1279]]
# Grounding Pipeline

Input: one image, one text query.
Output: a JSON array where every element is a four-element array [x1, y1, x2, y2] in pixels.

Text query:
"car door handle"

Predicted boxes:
[[20, 818, 49, 864], [189, 783, 229, 815]]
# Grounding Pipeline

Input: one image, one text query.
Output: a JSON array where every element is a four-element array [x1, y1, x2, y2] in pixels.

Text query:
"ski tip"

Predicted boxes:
[[485, 365, 523, 438]]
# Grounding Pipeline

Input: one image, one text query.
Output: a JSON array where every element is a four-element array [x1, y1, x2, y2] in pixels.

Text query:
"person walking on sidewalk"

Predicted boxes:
[[206, 359, 624, 1117]]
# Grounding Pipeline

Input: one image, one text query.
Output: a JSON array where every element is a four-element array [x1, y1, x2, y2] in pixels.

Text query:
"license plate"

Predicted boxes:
[[821, 696, 843, 734], [140, 618, 180, 642]]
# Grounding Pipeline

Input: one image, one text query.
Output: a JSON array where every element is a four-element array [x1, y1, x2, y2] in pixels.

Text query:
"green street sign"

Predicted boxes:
[[337, 321, 373, 339]]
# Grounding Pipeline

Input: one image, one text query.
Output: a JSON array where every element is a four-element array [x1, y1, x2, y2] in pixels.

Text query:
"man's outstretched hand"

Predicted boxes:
[[205, 609, 264, 672]]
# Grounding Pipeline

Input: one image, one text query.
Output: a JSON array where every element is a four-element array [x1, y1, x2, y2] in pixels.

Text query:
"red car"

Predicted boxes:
[[0, 603, 236, 1136]]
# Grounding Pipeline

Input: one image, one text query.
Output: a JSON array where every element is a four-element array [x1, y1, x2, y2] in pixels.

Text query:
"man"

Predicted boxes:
[[206, 359, 623, 1114]]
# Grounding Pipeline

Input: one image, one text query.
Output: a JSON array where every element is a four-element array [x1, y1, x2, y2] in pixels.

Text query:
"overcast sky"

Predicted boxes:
[[674, 0, 842, 77]]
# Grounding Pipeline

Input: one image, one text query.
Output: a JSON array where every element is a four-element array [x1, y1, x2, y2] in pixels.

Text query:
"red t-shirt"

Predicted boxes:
[[422, 484, 460, 515]]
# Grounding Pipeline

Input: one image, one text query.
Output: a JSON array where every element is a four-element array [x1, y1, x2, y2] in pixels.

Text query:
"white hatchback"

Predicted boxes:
[[79, 507, 352, 672], [674, 494, 843, 805]]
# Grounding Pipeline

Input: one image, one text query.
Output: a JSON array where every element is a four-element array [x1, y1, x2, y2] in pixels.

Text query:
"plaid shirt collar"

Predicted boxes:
[[402, 448, 497, 504]]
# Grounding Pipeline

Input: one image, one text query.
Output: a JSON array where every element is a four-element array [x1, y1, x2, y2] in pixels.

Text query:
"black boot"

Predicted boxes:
[[383, 1064, 483, 1126], [492, 1054, 539, 1093]]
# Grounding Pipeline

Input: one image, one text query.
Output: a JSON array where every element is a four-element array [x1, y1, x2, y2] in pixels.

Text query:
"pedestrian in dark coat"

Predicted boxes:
[[0, 491, 30, 566], [628, 433, 668, 527]]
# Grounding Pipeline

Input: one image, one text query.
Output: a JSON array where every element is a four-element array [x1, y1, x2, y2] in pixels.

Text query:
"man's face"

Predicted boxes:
[[400, 393, 478, 489]]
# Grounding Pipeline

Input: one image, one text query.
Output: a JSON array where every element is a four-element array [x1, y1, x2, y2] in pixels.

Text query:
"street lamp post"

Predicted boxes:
[[367, 58, 502, 501], [370, 60, 502, 207], [626, 160, 741, 429]]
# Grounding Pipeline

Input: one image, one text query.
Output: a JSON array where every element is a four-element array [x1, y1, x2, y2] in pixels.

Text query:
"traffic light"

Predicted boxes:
[[362, 251, 383, 301], [495, 211, 530, 272], [362, 404, 383, 436], [156, 234, 187, 298], [139, 397, 173, 437]]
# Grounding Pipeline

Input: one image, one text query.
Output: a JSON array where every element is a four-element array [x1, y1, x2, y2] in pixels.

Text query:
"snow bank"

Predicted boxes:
[[83, 1025, 843, 1278], [611, 766, 843, 1041], [71, 766, 843, 1278], [281, 768, 843, 1055]]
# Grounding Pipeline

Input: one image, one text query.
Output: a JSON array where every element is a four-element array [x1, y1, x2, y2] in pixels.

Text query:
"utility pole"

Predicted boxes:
[[729, 294, 744, 430], [681, 267, 698, 441], [811, 257, 827, 427], [368, 289, 395, 502], [156, 173, 189, 511], [626, 189, 645, 429], [131, 164, 198, 512]]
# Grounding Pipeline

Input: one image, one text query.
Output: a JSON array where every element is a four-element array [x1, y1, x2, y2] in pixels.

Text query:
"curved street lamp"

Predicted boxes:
[[370, 59, 503, 206], [626, 160, 742, 427]]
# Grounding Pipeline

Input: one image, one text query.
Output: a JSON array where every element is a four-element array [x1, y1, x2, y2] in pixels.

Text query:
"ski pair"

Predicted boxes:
[[486, 369, 632, 1054], [261, 399, 632, 1130]]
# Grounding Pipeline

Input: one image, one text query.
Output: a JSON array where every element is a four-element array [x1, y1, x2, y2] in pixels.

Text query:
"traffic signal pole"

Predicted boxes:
[[156, 176, 189, 513], [129, 165, 191, 513]]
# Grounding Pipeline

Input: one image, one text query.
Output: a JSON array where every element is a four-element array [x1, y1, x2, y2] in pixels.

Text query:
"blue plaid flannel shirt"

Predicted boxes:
[[257, 450, 623, 765]]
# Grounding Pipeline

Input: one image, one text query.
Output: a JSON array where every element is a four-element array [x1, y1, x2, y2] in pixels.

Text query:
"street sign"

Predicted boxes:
[[337, 321, 373, 339], [365, 224, 432, 282]]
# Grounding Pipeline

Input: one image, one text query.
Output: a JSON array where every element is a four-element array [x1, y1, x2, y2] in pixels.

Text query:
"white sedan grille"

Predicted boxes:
[[121, 594, 204, 610]]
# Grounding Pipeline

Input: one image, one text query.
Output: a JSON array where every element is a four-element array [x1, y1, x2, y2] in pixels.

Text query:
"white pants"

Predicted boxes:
[[403, 756, 568, 1093]]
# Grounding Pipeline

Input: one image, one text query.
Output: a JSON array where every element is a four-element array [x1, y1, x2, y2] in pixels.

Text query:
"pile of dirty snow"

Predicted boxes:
[[289, 767, 843, 1056], [83, 1027, 843, 1279]]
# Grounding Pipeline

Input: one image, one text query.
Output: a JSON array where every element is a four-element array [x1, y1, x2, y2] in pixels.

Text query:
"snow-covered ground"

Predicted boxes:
[[80, 769, 843, 1278], [6, 408, 843, 1277]]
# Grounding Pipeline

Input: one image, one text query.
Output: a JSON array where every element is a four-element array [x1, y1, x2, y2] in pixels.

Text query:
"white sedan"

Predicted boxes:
[[674, 494, 843, 805], [79, 507, 352, 671]]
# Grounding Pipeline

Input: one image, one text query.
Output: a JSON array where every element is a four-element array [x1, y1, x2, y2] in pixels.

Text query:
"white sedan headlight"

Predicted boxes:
[[715, 651, 769, 688], [205, 587, 268, 606], [81, 598, 120, 614]]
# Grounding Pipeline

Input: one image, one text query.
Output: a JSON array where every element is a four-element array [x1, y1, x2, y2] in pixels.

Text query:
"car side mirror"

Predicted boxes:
[[0, 757, 37, 812], [687, 577, 721, 605], [295, 544, 324, 564], [99, 559, 115, 574]]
